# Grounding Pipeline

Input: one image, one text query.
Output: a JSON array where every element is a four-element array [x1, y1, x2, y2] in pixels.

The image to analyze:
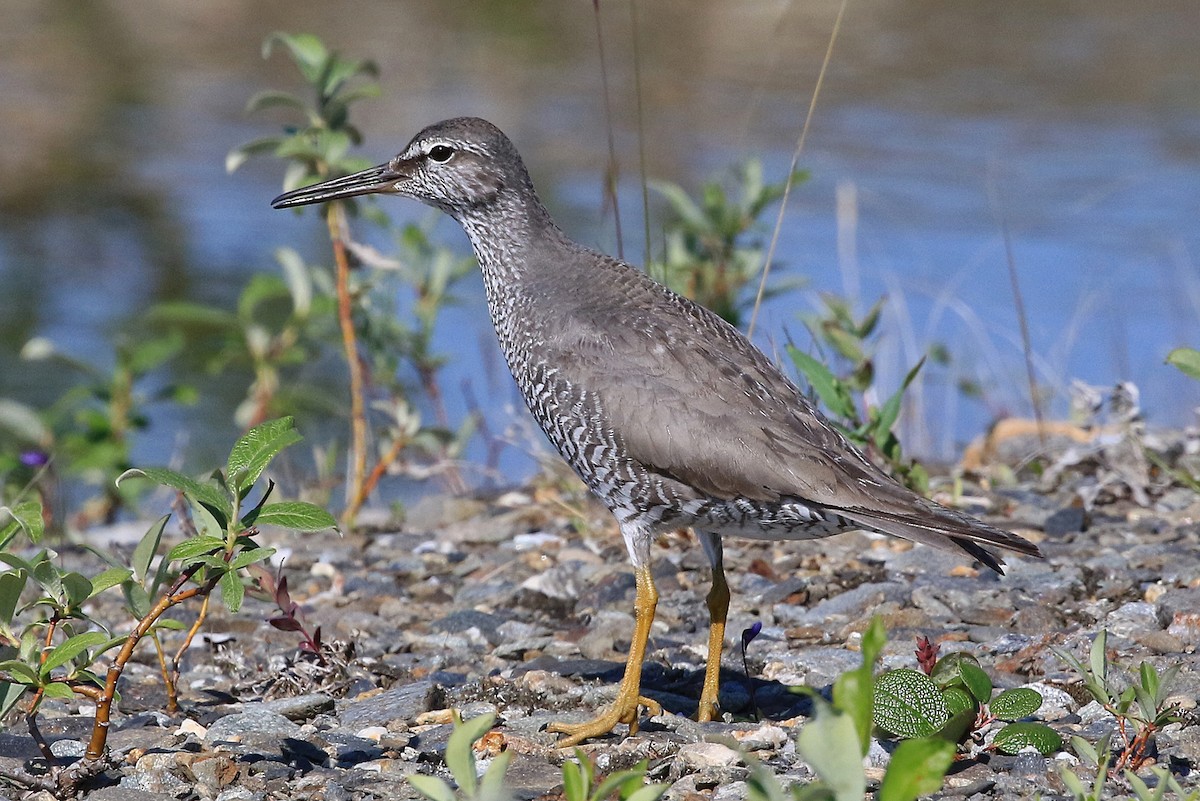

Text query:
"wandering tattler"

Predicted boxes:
[[272, 116, 1041, 746]]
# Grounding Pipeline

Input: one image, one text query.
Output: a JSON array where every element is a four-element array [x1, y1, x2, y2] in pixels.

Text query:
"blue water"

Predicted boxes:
[[1, 1, 1197, 509]]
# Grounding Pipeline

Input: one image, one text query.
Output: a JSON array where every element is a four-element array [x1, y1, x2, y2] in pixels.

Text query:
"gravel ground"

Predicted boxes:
[[2, 431, 1199, 801]]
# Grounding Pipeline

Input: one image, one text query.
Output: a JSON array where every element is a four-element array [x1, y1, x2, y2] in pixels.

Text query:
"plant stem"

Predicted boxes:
[[325, 205, 369, 530], [168, 592, 211, 716], [85, 563, 221, 760]]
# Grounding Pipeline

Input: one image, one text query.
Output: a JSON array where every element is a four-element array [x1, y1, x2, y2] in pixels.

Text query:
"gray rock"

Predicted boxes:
[[431, 609, 509, 644], [88, 788, 179, 801], [338, 680, 440, 728], [123, 752, 191, 796], [207, 706, 301, 743], [787, 582, 910, 627], [260, 693, 335, 721], [1106, 601, 1162, 638]]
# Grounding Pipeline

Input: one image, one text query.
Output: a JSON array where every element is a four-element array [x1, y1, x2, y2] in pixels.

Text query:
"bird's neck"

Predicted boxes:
[[456, 188, 564, 290]]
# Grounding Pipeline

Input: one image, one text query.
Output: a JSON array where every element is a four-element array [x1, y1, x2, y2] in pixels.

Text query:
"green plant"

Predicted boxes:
[[149, 247, 331, 430], [788, 295, 931, 492], [1059, 731, 1199, 801], [757, 618, 957, 801], [231, 32, 477, 524], [1054, 630, 1183, 773], [408, 712, 512, 801], [872, 638, 1060, 757], [561, 750, 667, 801], [649, 160, 805, 328], [1166, 347, 1200, 380], [8, 332, 195, 527], [0, 417, 335, 795]]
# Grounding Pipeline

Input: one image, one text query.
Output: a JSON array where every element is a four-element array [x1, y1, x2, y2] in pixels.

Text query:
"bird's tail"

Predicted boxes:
[[836, 498, 1041, 575]]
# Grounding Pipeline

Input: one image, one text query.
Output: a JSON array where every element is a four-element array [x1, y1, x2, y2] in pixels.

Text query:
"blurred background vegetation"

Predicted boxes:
[[1, 1, 1198, 527]]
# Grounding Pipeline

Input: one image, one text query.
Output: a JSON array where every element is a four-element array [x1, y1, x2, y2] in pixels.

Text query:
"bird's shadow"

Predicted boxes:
[[523, 656, 817, 722]]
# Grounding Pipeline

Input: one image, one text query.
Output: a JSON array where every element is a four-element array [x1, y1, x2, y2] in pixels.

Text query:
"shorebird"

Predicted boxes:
[[272, 117, 1040, 746]]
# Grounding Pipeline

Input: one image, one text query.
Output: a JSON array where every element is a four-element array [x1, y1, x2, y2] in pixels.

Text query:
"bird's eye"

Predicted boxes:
[[427, 145, 455, 163]]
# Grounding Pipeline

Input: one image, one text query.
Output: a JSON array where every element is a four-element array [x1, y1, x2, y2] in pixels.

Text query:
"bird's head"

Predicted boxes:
[[271, 117, 525, 219]]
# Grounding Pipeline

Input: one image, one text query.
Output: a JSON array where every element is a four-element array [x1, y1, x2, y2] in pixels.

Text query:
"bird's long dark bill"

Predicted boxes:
[[271, 163, 402, 208]]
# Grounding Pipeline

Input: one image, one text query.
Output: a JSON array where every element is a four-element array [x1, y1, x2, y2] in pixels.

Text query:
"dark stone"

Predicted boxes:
[[337, 680, 441, 728], [431, 609, 508, 644], [1044, 507, 1087, 536]]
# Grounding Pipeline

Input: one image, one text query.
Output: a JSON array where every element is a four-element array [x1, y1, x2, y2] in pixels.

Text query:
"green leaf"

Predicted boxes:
[[230, 547, 276, 570], [153, 618, 187, 632], [124, 582, 151, 619], [930, 652, 992, 702], [446, 712, 495, 794], [0, 570, 28, 625], [42, 681, 77, 700], [147, 300, 240, 329], [61, 572, 93, 608], [992, 722, 1062, 755], [41, 631, 110, 677], [166, 536, 226, 565], [933, 707, 976, 745], [873, 357, 925, 444], [624, 784, 668, 801], [941, 687, 975, 718], [407, 775, 457, 801], [225, 417, 302, 500], [788, 346, 857, 420], [245, 90, 308, 115], [0, 681, 28, 718], [990, 688, 1043, 720], [562, 759, 585, 801], [796, 702, 866, 800], [133, 515, 170, 585], [0, 499, 45, 545], [126, 330, 184, 374], [87, 567, 133, 599], [833, 618, 886, 757], [1058, 766, 1087, 796], [118, 467, 230, 527], [219, 569, 245, 613], [0, 552, 35, 575], [873, 669, 950, 738], [0, 659, 40, 684], [248, 501, 337, 532], [1089, 630, 1108, 686], [1166, 347, 1200, 380], [877, 737, 955, 801], [263, 32, 329, 84], [478, 750, 513, 801], [593, 767, 646, 801], [32, 555, 63, 604]]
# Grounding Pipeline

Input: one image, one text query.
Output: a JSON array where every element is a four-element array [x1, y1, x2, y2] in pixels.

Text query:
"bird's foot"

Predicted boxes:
[[548, 694, 662, 747], [695, 698, 720, 723]]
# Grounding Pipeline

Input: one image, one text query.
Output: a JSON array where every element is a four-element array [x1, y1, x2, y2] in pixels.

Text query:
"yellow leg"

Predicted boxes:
[[548, 563, 661, 746], [697, 558, 729, 722]]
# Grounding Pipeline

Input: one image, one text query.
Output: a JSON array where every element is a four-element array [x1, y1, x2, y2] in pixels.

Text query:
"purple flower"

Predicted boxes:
[[741, 621, 763, 649], [19, 450, 49, 468]]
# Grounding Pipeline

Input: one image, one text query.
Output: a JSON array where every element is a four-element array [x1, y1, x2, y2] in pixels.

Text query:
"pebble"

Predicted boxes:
[[15, 456, 1198, 801], [337, 680, 440, 728], [675, 742, 741, 771]]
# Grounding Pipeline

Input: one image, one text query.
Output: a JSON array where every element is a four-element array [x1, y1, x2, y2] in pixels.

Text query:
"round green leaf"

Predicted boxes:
[[931, 652, 992, 701], [942, 686, 976, 718], [874, 669, 950, 738], [990, 688, 1043, 721], [992, 722, 1063, 755]]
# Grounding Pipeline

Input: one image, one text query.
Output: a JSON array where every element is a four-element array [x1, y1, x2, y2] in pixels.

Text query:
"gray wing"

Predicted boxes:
[[536, 256, 1040, 568]]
